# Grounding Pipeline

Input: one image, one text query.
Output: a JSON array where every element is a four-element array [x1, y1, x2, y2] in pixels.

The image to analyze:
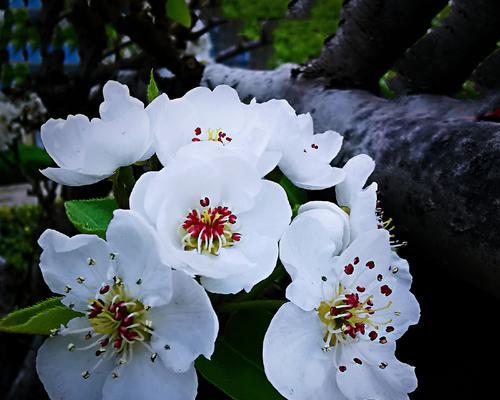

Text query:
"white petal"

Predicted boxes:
[[298, 201, 350, 251], [128, 171, 159, 224], [148, 94, 198, 166], [335, 154, 375, 208], [263, 303, 343, 400], [106, 210, 173, 307], [182, 85, 245, 135], [257, 150, 282, 177], [99, 81, 144, 121], [103, 347, 198, 400], [41, 115, 89, 170], [36, 317, 114, 400], [312, 130, 343, 162], [349, 182, 379, 239], [239, 180, 291, 241], [150, 270, 218, 372], [200, 232, 278, 294], [279, 209, 346, 311], [336, 340, 417, 400], [38, 230, 112, 312], [41, 167, 109, 186]]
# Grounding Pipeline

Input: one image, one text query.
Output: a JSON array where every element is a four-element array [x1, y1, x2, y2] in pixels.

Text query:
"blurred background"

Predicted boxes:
[[1, 0, 499, 398]]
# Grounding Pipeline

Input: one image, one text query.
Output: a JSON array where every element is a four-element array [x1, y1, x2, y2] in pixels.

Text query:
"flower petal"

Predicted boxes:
[[150, 270, 218, 372], [38, 230, 112, 312], [239, 180, 291, 241], [36, 317, 115, 400], [103, 346, 198, 400], [279, 208, 346, 311], [335, 154, 375, 208], [350, 182, 378, 239], [336, 340, 417, 400], [200, 232, 278, 294], [263, 303, 343, 400], [41, 167, 109, 186], [106, 210, 172, 307]]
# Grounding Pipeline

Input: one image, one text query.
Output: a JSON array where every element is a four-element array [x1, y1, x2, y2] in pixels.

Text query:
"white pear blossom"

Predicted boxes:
[[129, 144, 292, 294], [147, 85, 345, 187], [36, 210, 218, 400], [147, 85, 280, 177], [250, 98, 345, 190], [265, 229, 420, 400], [41, 81, 153, 186]]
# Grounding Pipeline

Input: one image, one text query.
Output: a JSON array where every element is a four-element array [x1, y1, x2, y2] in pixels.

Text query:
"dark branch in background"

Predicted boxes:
[[391, 0, 500, 94], [286, 0, 317, 19], [472, 48, 500, 92], [216, 38, 266, 62], [203, 63, 500, 297], [189, 17, 228, 40], [302, 0, 448, 91]]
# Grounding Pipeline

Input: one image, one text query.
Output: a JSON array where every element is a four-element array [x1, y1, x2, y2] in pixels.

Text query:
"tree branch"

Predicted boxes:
[[203, 63, 500, 296], [302, 0, 448, 90], [392, 0, 500, 94]]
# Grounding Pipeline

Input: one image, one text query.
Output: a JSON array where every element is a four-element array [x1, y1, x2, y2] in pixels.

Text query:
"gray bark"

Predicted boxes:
[[203, 63, 500, 296]]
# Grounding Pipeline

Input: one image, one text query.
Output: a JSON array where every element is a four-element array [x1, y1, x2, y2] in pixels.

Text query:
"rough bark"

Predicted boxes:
[[287, 0, 317, 19], [203, 63, 500, 296], [302, 0, 448, 90], [393, 0, 500, 94]]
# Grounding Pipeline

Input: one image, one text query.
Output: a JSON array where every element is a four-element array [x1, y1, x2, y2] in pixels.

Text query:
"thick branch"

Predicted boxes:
[[203, 63, 500, 296], [393, 0, 500, 94], [303, 0, 448, 90], [472, 48, 500, 92], [287, 0, 317, 19]]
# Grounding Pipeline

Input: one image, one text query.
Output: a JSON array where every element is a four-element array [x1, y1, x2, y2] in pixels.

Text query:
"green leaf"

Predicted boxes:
[[196, 309, 283, 399], [64, 198, 118, 238], [0, 297, 82, 335], [147, 69, 159, 103], [166, 0, 192, 28], [279, 175, 307, 215]]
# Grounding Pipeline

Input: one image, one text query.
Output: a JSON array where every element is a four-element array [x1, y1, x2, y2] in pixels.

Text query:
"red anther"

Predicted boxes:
[[114, 338, 123, 349], [114, 309, 123, 321], [122, 315, 134, 326], [355, 323, 365, 335], [192, 138, 201, 142], [367, 299, 373, 306], [100, 338, 110, 347], [369, 331, 378, 341], [217, 138, 223, 142], [99, 285, 110, 295], [88, 302, 103, 318], [226, 137, 232, 142], [220, 132, 226, 138], [124, 330, 138, 341], [311, 143, 319, 149], [345, 325, 357, 339], [366, 261, 375, 269], [344, 264, 354, 275], [303, 149, 307, 153], [377, 274, 383, 282], [379, 336, 388, 344], [353, 257, 360, 265], [386, 326, 395, 333], [330, 306, 339, 316], [344, 293, 360, 308], [232, 233, 241, 241], [344, 312, 353, 319], [356, 286, 365, 292], [194, 127, 201, 135], [339, 366, 347, 372], [380, 285, 392, 296], [200, 197, 210, 207], [353, 358, 363, 365], [228, 215, 237, 224]]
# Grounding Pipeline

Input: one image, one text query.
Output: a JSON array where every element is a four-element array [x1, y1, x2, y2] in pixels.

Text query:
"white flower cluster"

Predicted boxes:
[[37, 81, 419, 399]]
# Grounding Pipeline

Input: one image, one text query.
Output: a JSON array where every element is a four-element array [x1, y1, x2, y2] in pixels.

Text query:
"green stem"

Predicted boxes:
[[216, 300, 285, 314], [112, 166, 136, 209]]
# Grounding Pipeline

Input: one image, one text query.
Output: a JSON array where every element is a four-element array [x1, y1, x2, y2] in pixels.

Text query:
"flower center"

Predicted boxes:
[[317, 284, 392, 351], [191, 126, 232, 144], [86, 280, 152, 353], [181, 197, 241, 255]]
